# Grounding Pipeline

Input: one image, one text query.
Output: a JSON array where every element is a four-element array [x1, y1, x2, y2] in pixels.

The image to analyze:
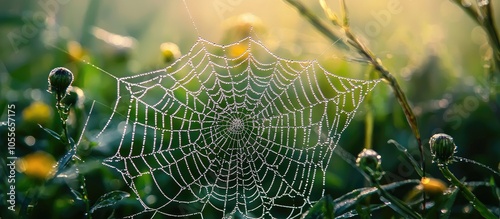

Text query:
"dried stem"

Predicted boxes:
[[284, 0, 349, 50], [450, 0, 500, 94], [284, 0, 424, 172]]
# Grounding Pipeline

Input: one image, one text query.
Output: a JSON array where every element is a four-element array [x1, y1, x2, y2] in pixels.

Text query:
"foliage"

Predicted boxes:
[[1, 0, 499, 218]]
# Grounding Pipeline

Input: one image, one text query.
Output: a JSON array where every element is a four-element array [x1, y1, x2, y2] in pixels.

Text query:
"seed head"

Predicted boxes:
[[356, 148, 384, 181], [48, 67, 74, 101], [429, 133, 457, 165]]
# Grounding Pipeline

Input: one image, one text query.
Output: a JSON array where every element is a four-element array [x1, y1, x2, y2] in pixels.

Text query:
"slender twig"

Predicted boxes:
[[339, 0, 348, 27], [483, 3, 500, 79], [450, 0, 500, 89], [55, 102, 91, 219], [284, 0, 424, 174], [450, 0, 483, 23], [283, 0, 349, 50], [285, 0, 427, 213], [439, 166, 497, 219], [364, 68, 375, 149], [480, 2, 500, 56]]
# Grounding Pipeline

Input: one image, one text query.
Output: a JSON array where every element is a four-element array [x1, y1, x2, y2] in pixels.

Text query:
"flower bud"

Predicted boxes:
[[160, 42, 181, 63], [429, 133, 457, 165], [356, 148, 384, 181], [48, 67, 74, 101]]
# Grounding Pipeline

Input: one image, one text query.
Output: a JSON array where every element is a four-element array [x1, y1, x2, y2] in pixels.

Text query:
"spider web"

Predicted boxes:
[[101, 35, 380, 218]]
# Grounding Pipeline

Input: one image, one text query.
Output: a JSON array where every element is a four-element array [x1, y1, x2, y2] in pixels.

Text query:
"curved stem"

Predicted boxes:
[[439, 166, 497, 219], [283, 0, 348, 50], [284, 0, 424, 175]]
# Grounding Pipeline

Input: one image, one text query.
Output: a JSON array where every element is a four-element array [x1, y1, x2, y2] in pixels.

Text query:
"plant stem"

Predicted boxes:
[[450, 0, 500, 105], [284, 0, 424, 173], [439, 166, 497, 219], [343, 29, 423, 165], [283, 0, 349, 50], [75, 159, 90, 219], [364, 69, 375, 149], [56, 102, 91, 219]]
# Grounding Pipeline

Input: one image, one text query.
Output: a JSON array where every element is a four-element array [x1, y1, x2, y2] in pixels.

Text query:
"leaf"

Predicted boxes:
[[52, 148, 76, 178], [388, 139, 424, 177], [334, 187, 377, 214], [90, 191, 130, 213], [439, 187, 459, 219], [303, 195, 335, 219], [336, 204, 386, 218], [489, 177, 500, 203], [38, 124, 61, 141], [377, 181, 422, 219], [334, 179, 419, 214]]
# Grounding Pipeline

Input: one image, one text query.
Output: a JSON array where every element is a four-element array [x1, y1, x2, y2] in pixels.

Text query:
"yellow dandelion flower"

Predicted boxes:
[[22, 101, 52, 125], [227, 43, 249, 60], [419, 177, 447, 194], [67, 41, 88, 62], [223, 13, 265, 41], [160, 42, 181, 63], [405, 177, 447, 201], [17, 151, 56, 180]]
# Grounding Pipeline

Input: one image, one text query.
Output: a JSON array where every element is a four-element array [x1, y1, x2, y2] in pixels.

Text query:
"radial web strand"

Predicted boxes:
[[101, 36, 380, 218]]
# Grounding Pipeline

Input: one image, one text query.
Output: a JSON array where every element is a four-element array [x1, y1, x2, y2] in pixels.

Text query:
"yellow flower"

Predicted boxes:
[[67, 41, 88, 62], [223, 13, 265, 41], [22, 101, 52, 125], [17, 151, 56, 180], [419, 177, 447, 194], [160, 42, 181, 63], [405, 177, 447, 201], [227, 43, 249, 60]]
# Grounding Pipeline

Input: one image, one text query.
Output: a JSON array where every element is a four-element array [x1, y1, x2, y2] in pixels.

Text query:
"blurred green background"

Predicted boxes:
[[1, 0, 499, 218]]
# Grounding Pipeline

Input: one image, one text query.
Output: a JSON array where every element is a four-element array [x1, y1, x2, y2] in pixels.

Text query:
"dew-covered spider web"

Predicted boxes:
[[101, 35, 380, 218]]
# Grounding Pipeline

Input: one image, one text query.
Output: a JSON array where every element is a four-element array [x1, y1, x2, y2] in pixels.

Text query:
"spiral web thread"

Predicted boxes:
[[102, 35, 380, 218]]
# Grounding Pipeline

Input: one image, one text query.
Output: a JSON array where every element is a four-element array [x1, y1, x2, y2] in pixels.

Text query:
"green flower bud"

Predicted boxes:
[[429, 133, 457, 165], [48, 67, 74, 101], [356, 148, 384, 181]]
